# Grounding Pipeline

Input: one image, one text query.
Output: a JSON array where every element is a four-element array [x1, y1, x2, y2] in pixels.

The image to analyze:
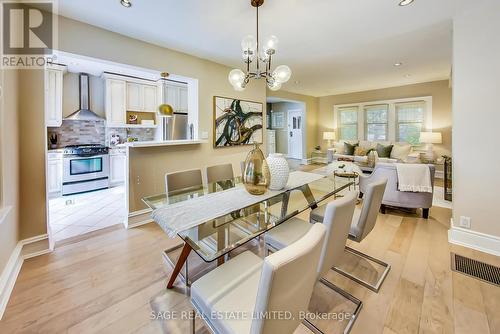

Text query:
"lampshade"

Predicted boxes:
[[419, 131, 442, 144], [323, 131, 336, 140], [157, 104, 174, 118]]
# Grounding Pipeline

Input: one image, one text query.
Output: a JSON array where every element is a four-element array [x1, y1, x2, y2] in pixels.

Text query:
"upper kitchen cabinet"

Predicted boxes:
[[45, 65, 66, 127], [126, 82, 158, 113], [105, 78, 127, 126], [160, 80, 188, 113]]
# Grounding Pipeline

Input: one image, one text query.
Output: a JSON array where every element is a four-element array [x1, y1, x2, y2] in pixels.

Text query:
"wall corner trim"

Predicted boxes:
[[0, 234, 51, 320], [448, 224, 500, 257], [127, 208, 153, 229]]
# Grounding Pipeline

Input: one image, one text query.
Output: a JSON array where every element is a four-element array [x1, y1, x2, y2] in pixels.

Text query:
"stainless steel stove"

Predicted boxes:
[[62, 144, 110, 195]]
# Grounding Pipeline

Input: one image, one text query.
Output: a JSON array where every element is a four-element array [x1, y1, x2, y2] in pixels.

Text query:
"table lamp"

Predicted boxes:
[[419, 131, 442, 161], [323, 131, 336, 148]]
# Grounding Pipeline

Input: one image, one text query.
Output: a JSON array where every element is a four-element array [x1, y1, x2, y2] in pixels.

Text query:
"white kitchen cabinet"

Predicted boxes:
[[126, 82, 157, 113], [163, 82, 188, 113], [178, 86, 188, 112], [45, 68, 64, 127], [142, 85, 157, 112], [47, 156, 63, 196], [109, 152, 126, 186], [105, 79, 127, 126], [126, 82, 142, 111]]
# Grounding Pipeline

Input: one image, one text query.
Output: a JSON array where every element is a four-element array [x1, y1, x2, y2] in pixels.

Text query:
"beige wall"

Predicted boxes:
[[452, 1, 500, 238], [0, 69, 20, 271], [18, 14, 266, 226], [267, 90, 319, 159], [18, 69, 47, 239], [318, 80, 452, 157]]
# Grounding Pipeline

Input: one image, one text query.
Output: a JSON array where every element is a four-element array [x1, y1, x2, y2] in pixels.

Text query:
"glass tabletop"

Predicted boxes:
[[142, 173, 352, 262]]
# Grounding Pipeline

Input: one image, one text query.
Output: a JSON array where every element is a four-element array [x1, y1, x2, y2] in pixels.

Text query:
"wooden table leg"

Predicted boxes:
[[167, 243, 192, 289]]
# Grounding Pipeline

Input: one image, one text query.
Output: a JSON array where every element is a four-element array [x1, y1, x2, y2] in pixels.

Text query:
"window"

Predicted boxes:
[[396, 101, 425, 144], [338, 106, 358, 140], [364, 104, 388, 141]]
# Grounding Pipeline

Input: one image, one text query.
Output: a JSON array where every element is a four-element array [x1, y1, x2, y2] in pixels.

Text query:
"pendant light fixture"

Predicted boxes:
[[228, 0, 291, 91]]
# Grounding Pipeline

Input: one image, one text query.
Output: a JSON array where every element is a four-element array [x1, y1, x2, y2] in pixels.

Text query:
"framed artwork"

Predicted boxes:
[[272, 111, 285, 129], [213, 96, 263, 148]]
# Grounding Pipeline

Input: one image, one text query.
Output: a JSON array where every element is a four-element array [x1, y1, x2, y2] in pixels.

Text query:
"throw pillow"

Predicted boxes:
[[354, 146, 368, 156], [390, 144, 412, 161], [376, 143, 393, 158], [333, 141, 345, 154], [344, 142, 358, 156]]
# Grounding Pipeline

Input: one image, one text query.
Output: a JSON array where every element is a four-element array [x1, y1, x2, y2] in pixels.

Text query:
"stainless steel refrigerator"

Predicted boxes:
[[159, 112, 189, 141]]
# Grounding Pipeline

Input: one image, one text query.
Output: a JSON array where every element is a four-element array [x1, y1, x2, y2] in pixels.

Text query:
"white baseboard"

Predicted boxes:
[[448, 224, 500, 257], [127, 208, 153, 229], [301, 158, 312, 165], [0, 233, 50, 320]]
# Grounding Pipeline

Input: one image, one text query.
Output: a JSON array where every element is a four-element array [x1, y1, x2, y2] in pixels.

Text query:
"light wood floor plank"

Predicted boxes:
[[1, 193, 498, 334]]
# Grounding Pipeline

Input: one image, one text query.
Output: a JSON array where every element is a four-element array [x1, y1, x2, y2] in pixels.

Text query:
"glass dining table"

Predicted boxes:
[[142, 172, 352, 289]]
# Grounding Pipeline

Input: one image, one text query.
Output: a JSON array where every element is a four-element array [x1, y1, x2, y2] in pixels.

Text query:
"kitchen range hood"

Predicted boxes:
[[64, 73, 105, 121]]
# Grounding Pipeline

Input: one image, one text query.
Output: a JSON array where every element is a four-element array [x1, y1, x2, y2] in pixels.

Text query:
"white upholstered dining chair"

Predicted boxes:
[[310, 178, 389, 292], [206, 163, 234, 184], [264, 191, 362, 333], [165, 168, 203, 194], [190, 223, 327, 334]]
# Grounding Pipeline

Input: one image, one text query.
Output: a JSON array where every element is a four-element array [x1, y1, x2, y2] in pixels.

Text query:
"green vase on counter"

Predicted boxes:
[[243, 142, 270, 195]]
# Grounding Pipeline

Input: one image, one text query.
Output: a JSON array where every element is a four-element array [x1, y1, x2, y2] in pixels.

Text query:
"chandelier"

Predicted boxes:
[[228, 0, 291, 91]]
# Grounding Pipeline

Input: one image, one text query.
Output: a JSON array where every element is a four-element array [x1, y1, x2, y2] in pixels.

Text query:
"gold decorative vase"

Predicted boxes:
[[243, 142, 270, 195]]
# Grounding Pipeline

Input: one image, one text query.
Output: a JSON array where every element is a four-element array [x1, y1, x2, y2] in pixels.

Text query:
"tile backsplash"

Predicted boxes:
[[47, 120, 155, 148], [48, 120, 105, 148], [106, 127, 155, 147]]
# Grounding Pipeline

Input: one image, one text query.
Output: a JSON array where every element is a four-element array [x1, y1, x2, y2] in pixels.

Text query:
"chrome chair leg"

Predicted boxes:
[[333, 246, 391, 293], [302, 277, 362, 334], [190, 309, 195, 334]]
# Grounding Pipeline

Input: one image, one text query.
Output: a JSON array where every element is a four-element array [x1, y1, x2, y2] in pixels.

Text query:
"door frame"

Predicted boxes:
[[287, 108, 304, 160]]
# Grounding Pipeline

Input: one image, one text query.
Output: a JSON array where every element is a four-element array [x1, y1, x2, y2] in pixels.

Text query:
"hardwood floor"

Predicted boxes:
[[1, 201, 499, 333]]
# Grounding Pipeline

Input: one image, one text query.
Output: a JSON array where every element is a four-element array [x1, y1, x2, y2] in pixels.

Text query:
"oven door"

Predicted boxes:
[[63, 154, 109, 183]]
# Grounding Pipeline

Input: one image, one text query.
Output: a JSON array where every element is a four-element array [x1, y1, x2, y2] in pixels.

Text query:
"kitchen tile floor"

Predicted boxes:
[[49, 186, 126, 242]]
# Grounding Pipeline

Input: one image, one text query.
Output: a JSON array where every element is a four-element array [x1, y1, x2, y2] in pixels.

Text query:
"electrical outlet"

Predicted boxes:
[[459, 216, 471, 229], [136, 176, 140, 185]]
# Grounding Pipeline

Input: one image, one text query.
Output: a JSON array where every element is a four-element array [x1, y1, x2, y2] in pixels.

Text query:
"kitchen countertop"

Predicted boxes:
[[116, 139, 207, 148]]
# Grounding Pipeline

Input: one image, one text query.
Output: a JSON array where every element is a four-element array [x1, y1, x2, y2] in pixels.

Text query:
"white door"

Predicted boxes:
[[106, 79, 126, 126], [109, 154, 126, 186], [142, 85, 158, 112], [45, 69, 63, 127], [126, 82, 142, 111], [287, 110, 303, 159]]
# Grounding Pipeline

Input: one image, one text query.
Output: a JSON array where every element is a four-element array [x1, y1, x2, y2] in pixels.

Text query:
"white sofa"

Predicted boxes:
[[329, 140, 420, 164]]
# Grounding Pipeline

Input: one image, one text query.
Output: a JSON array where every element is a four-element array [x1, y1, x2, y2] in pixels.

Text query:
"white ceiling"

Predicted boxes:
[[57, 0, 454, 97]]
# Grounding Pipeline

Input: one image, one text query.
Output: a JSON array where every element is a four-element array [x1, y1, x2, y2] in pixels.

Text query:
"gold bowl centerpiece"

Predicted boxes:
[[243, 142, 270, 195]]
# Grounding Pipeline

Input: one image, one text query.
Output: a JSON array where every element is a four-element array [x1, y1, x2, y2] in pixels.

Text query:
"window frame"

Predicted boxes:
[[364, 104, 389, 141], [395, 101, 427, 144], [337, 106, 359, 141], [333, 96, 432, 144]]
